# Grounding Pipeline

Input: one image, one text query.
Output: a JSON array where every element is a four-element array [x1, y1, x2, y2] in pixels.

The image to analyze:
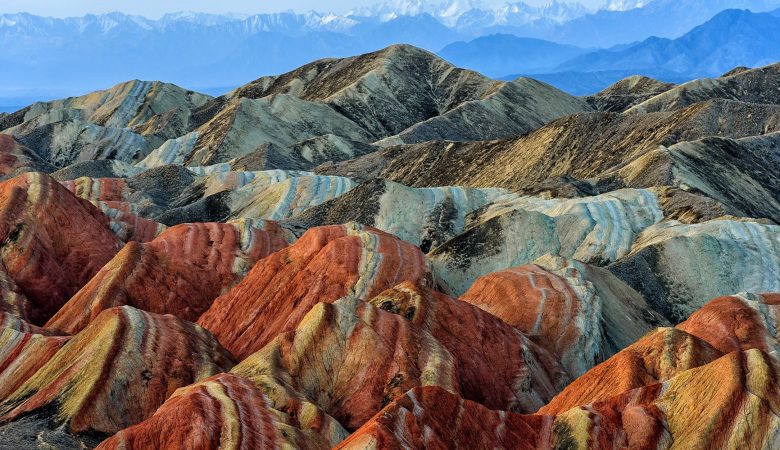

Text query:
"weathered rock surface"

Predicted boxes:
[[46, 221, 288, 334], [232, 283, 566, 432], [0, 173, 122, 324], [429, 189, 663, 294], [0, 134, 53, 178], [96, 373, 344, 450], [198, 223, 436, 359], [0, 306, 233, 446], [290, 178, 506, 251], [336, 386, 544, 450], [610, 219, 780, 322], [461, 256, 668, 377]]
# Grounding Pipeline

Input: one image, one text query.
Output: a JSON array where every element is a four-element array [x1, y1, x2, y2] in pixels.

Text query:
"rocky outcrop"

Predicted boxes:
[[586, 75, 676, 112], [0, 134, 53, 178], [0, 173, 122, 324], [429, 189, 663, 294], [46, 221, 288, 334], [461, 256, 667, 377], [0, 306, 233, 446], [610, 219, 780, 323], [96, 373, 344, 450], [232, 283, 566, 432], [0, 327, 70, 403], [197, 223, 436, 359]]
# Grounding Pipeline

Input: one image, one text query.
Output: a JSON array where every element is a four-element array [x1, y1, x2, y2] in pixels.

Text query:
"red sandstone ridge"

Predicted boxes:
[[0, 306, 234, 437], [460, 257, 666, 377], [46, 220, 288, 334], [336, 386, 545, 450], [677, 293, 780, 354], [96, 373, 345, 450], [0, 172, 122, 324], [231, 282, 566, 432], [540, 327, 722, 415], [0, 326, 70, 402], [197, 223, 435, 359]]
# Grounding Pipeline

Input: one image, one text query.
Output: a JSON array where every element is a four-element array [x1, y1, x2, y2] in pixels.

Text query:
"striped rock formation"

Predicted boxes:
[[0, 134, 53, 178], [291, 178, 507, 251], [0, 326, 69, 403], [461, 256, 667, 377], [540, 327, 723, 415], [0, 306, 233, 447], [0, 260, 30, 320], [96, 373, 346, 450], [0, 172, 122, 324], [5, 80, 211, 167], [46, 220, 289, 334], [610, 219, 780, 322], [197, 223, 436, 360], [336, 386, 544, 450], [549, 349, 780, 449], [91, 200, 167, 242], [232, 285, 566, 431], [677, 293, 780, 356], [430, 189, 664, 294], [344, 349, 780, 450]]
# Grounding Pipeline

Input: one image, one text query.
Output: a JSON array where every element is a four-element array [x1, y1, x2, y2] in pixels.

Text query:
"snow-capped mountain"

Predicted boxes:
[[603, 0, 654, 11]]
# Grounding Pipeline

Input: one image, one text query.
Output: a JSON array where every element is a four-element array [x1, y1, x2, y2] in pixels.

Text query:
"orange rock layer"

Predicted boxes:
[[46, 221, 288, 334]]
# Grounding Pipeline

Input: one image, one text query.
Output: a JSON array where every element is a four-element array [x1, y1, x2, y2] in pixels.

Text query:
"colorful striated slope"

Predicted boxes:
[[290, 178, 507, 251], [0, 306, 234, 445], [540, 326, 723, 415], [429, 189, 664, 295], [198, 223, 436, 360], [336, 386, 544, 450], [46, 220, 289, 334], [232, 284, 566, 432], [0, 134, 53, 178], [677, 292, 780, 355], [0, 172, 122, 324], [610, 219, 780, 323], [461, 256, 667, 377], [550, 349, 780, 449], [0, 326, 70, 403], [96, 373, 345, 450]]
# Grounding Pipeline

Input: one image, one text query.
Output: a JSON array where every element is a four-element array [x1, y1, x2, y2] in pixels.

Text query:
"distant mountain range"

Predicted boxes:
[[0, 0, 779, 104]]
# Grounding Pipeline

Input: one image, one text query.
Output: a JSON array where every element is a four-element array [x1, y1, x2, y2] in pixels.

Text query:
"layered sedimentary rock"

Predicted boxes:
[[232, 284, 566, 432], [336, 386, 544, 450], [0, 134, 53, 178], [550, 349, 780, 449], [96, 373, 345, 450], [628, 62, 780, 113], [610, 219, 780, 322], [198, 223, 436, 360], [586, 75, 676, 113], [291, 178, 506, 251], [677, 293, 780, 355], [461, 256, 667, 377], [0, 327, 70, 402], [599, 133, 780, 223], [46, 221, 288, 334], [4, 80, 211, 167], [0, 306, 233, 447], [429, 189, 663, 294], [0, 173, 122, 324], [322, 99, 780, 192]]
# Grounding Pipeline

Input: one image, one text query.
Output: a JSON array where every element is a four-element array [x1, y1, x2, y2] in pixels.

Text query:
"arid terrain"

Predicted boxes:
[[0, 45, 779, 449]]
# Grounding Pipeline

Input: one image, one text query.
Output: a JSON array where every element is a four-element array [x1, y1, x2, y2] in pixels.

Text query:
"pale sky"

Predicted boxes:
[[0, 0, 606, 18]]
